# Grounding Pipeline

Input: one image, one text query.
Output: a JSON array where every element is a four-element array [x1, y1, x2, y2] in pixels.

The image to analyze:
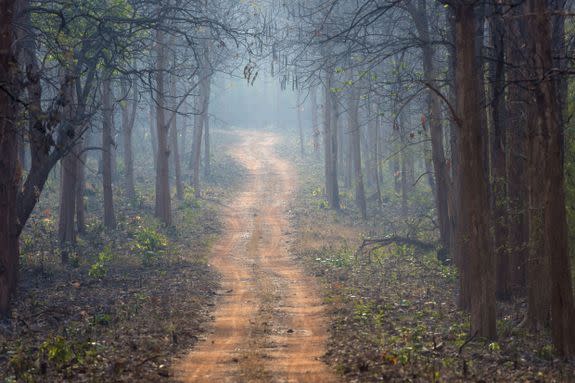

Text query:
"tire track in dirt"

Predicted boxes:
[[174, 130, 337, 383]]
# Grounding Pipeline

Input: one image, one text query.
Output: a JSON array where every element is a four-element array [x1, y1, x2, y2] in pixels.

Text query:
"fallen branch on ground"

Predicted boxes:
[[358, 235, 436, 255]]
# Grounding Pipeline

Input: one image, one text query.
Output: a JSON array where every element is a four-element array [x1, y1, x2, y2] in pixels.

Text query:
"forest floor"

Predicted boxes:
[[288, 144, 575, 382], [174, 130, 338, 383], [0, 131, 247, 382]]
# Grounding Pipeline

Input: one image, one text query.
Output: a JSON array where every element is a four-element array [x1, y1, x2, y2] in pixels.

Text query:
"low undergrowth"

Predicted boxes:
[[290, 155, 575, 382], [0, 132, 242, 382]]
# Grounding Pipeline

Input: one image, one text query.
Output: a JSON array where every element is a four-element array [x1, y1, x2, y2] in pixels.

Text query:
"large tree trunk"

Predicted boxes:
[[102, 76, 116, 229], [454, 2, 496, 339], [58, 150, 78, 263], [0, 0, 21, 316], [155, 28, 172, 225], [488, 3, 510, 300], [526, 0, 575, 355], [505, 6, 528, 294]]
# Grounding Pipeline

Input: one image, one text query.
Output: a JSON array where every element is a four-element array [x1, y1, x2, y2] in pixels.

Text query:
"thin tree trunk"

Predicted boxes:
[[149, 95, 158, 170], [102, 76, 116, 229], [76, 137, 86, 234], [348, 83, 367, 219], [297, 91, 304, 157], [154, 28, 171, 225], [170, 73, 184, 200], [121, 80, 137, 202], [204, 113, 210, 178], [323, 70, 340, 209], [311, 86, 320, 157]]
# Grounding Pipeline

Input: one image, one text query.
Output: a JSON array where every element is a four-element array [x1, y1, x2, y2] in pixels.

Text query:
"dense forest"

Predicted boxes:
[[1, 0, 575, 381]]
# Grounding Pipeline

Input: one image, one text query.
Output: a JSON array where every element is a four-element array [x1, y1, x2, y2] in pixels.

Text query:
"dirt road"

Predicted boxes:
[[174, 131, 337, 383]]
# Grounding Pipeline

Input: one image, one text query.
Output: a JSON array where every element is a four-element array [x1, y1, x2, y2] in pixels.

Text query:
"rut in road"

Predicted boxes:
[[174, 131, 338, 383]]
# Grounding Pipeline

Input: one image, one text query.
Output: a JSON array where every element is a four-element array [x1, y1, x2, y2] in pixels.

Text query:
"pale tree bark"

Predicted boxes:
[[204, 113, 210, 178], [453, 1, 496, 339], [297, 90, 305, 157], [311, 86, 320, 157], [102, 76, 116, 229], [323, 69, 340, 209], [149, 95, 158, 170], [347, 82, 367, 219], [170, 72, 184, 200], [121, 79, 137, 202], [191, 68, 211, 198]]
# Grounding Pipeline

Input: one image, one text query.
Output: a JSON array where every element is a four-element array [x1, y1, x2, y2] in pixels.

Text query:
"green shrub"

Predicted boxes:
[[88, 246, 113, 279], [133, 226, 168, 266]]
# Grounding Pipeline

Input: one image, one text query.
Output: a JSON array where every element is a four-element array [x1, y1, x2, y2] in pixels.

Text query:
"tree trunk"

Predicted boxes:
[[149, 96, 158, 170], [155, 28, 172, 225], [454, 2, 496, 339], [191, 74, 210, 198], [102, 76, 116, 229], [170, 73, 184, 200], [323, 71, 340, 209], [297, 91, 305, 157], [311, 86, 320, 157], [121, 80, 137, 202], [505, 6, 528, 293], [348, 84, 367, 219], [488, 3, 510, 300], [204, 113, 210, 178], [0, 0, 21, 316], [526, 0, 575, 355], [76, 137, 86, 234]]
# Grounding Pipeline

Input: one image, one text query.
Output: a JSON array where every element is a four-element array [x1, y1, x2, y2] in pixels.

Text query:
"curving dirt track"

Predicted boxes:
[[174, 131, 338, 383]]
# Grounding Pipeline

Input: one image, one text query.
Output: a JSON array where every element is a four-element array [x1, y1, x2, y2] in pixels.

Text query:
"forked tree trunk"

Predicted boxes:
[[102, 76, 116, 229], [454, 2, 496, 339], [154, 28, 172, 225]]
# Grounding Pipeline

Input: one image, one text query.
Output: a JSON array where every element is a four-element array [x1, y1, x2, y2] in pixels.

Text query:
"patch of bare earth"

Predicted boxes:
[[174, 130, 338, 383]]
